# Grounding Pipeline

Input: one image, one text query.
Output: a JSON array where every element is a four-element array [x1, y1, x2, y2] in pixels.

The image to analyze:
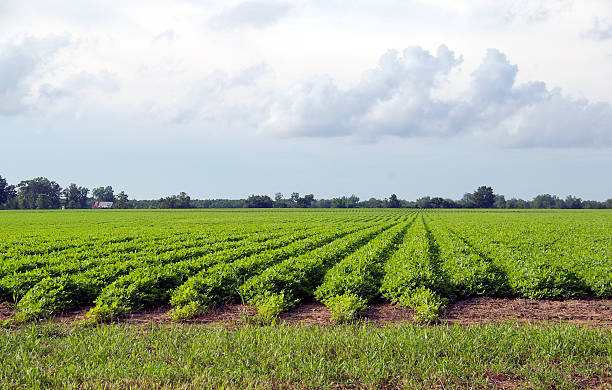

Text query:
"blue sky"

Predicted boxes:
[[1, 0, 611, 200]]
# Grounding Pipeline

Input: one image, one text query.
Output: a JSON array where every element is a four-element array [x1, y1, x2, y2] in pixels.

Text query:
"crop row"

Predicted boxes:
[[0, 210, 608, 324]]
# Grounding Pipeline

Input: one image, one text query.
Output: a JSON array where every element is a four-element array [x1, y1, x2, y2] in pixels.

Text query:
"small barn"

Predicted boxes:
[[93, 201, 114, 209]]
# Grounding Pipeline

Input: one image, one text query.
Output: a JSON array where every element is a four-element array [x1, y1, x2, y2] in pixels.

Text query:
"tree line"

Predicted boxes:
[[1, 175, 611, 210]]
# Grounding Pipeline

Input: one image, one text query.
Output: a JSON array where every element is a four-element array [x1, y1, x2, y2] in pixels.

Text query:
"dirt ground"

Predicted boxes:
[[3, 297, 610, 327]]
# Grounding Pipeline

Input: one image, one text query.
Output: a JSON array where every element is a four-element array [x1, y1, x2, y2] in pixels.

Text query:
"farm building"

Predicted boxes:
[[93, 201, 114, 209]]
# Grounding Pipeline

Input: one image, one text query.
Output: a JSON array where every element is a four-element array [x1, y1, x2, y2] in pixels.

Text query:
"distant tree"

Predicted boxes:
[[0, 175, 16, 208], [459, 193, 475, 208], [0, 175, 9, 205], [360, 197, 385, 208], [244, 194, 274, 208], [506, 198, 529, 209], [17, 177, 62, 209], [400, 200, 416, 208], [157, 192, 191, 209], [114, 191, 132, 209], [564, 195, 583, 209], [583, 200, 602, 209], [312, 199, 332, 208], [532, 194, 559, 209], [347, 195, 360, 208], [92, 186, 115, 202], [331, 195, 360, 208], [473, 186, 495, 208], [290, 192, 300, 207], [188, 199, 245, 209], [430, 197, 445, 208], [331, 197, 348, 208], [177, 192, 191, 208], [416, 196, 432, 209], [297, 194, 314, 208], [493, 194, 506, 209], [274, 192, 287, 208], [388, 194, 400, 208], [62, 184, 89, 209]]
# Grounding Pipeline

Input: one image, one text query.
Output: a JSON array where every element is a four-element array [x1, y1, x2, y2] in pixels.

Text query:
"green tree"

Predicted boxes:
[[297, 194, 314, 208], [388, 194, 400, 208], [532, 194, 558, 209], [506, 198, 529, 209], [493, 194, 506, 209], [0, 175, 16, 208], [62, 184, 89, 209], [244, 194, 274, 208], [17, 177, 62, 209], [290, 192, 300, 207], [92, 186, 115, 202], [564, 195, 583, 209], [114, 191, 131, 209], [273, 192, 287, 208], [35, 194, 50, 209], [459, 193, 475, 208], [361, 197, 385, 208], [156, 192, 191, 209], [473, 186, 495, 208], [176, 192, 191, 208]]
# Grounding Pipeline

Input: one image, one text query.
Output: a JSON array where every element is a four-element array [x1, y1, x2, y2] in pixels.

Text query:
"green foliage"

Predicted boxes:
[[16, 177, 62, 209], [156, 192, 190, 209], [2, 322, 609, 389], [315, 220, 412, 320], [323, 293, 367, 323], [92, 186, 115, 202], [253, 292, 295, 324], [0, 175, 16, 207], [0, 209, 609, 325], [169, 223, 360, 319], [473, 186, 495, 208], [403, 287, 448, 324], [239, 221, 399, 316], [62, 184, 89, 209], [244, 194, 274, 208]]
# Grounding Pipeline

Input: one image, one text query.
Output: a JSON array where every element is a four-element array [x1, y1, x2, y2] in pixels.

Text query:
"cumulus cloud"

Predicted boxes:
[[582, 18, 612, 40], [0, 36, 69, 115], [230, 63, 271, 86], [155, 64, 272, 129], [261, 46, 612, 148], [38, 70, 120, 105], [503, 0, 572, 24], [263, 45, 462, 138], [210, 1, 293, 30], [153, 29, 176, 42]]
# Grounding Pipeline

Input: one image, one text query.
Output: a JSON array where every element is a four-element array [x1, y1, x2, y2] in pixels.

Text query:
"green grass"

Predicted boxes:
[[0, 322, 609, 389]]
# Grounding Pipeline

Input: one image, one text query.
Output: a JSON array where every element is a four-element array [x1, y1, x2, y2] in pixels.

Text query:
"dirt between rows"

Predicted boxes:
[[2, 297, 611, 327]]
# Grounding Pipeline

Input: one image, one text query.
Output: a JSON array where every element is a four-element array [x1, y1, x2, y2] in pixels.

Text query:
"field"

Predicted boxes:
[[0, 209, 610, 324], [0, 209, 611, 389]]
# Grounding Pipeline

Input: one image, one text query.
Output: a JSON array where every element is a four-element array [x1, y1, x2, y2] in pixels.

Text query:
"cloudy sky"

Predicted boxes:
[[1, 0, 611, 200]]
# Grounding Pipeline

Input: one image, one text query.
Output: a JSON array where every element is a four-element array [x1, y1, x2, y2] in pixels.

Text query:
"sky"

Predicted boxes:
[[1, 0, 611, 201]]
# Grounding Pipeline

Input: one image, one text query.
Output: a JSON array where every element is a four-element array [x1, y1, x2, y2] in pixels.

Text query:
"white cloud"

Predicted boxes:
[[582, 18, 612, 40], [153, 29, 176, 42], [210, 1, 293, 30], [262, 46, 612, 148], [503, 0, 573, 24], [0, 36, 70, 115]]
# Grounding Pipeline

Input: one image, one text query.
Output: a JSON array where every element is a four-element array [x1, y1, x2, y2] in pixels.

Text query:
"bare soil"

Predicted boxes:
[[0, 302, 14, 322], [2, 298, 610, 327], [443, 297, 612, 327]]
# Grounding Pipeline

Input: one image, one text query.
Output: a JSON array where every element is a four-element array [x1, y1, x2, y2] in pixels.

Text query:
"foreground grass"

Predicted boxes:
[[0, 322, 609, 389]]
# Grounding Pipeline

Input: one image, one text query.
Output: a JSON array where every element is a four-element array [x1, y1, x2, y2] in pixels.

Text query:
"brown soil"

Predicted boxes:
[[443, 297, 612, 327], [0, 302, 14, 322], [3, 297, 611, 328]]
